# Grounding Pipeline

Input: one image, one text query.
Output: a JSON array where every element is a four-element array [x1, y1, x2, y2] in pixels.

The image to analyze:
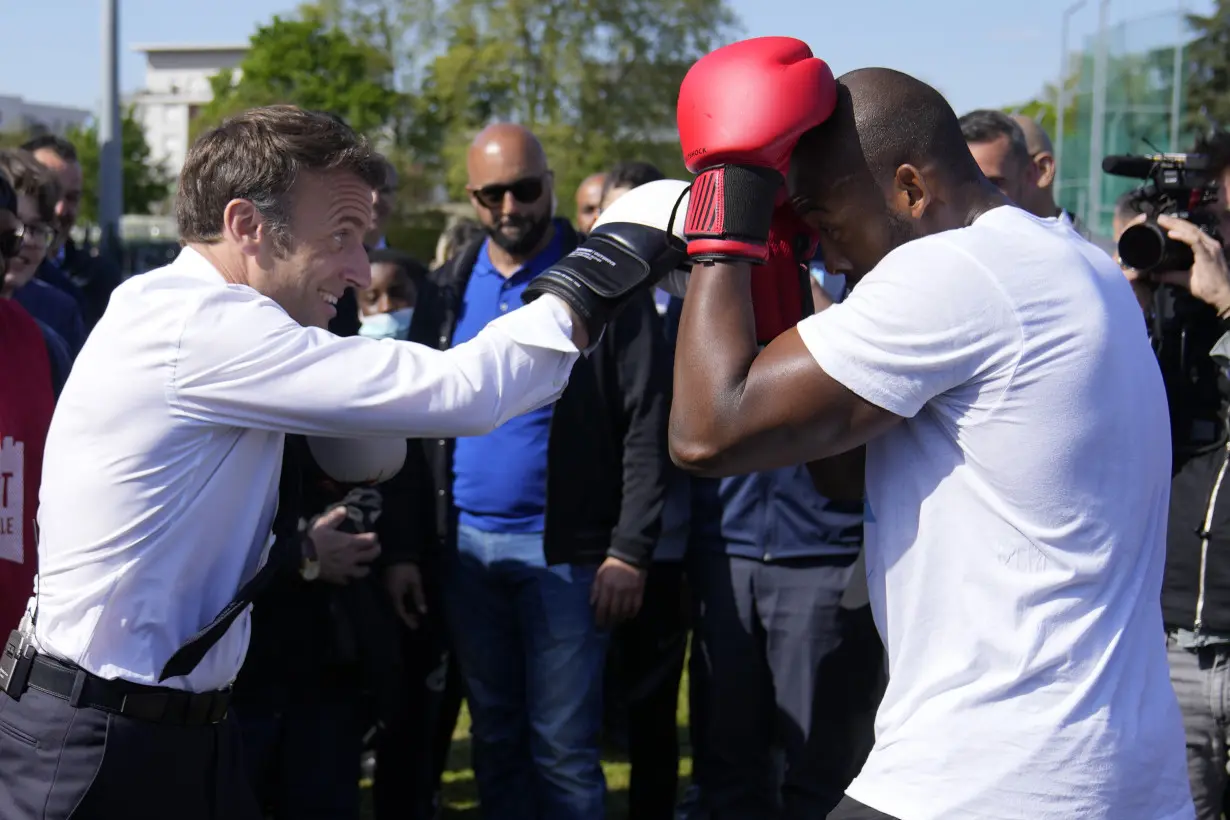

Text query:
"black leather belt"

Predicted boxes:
[[24, 653, 230, 726]]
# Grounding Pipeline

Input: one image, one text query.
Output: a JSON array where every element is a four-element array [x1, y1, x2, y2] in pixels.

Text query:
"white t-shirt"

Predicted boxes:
[[797, 206, 1193, 820]]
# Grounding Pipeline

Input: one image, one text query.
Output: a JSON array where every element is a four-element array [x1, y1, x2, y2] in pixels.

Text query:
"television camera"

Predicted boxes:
[[1102, 152, 1221, 273]]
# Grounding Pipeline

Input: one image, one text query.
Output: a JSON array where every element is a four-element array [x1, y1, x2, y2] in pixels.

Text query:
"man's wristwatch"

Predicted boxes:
[[299, 534, 321, 582]]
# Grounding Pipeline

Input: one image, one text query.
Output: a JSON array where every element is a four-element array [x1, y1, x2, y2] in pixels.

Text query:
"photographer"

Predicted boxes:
[[1122, 131, 1230, 820]]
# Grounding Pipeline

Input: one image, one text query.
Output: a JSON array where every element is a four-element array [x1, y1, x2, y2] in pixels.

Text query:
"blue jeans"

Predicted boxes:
[[443, 525, 609, 820]]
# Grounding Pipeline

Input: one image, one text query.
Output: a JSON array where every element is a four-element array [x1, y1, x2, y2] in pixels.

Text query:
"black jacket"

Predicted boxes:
[[1157, 287, 1230, 633], [404, 219, 671, 568], [234, 304, 411, 715], [59, 239, 124, 331]]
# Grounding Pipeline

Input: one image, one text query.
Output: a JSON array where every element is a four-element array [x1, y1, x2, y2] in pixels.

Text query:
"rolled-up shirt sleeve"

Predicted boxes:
[[171, 287, 580, 438]]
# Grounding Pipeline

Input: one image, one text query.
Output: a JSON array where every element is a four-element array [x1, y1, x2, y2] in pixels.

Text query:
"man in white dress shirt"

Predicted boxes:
[[0, 105, 684, 820]]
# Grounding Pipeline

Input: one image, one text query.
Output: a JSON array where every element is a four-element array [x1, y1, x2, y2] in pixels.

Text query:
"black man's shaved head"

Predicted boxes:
[[791, 68, 982, 197], [787, 67, 998, 280]]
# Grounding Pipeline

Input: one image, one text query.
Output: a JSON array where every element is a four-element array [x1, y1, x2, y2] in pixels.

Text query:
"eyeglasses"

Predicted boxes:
[[22, 223, 55, 250], [0, 224, 26, 260], [467, 176, 547, 210]]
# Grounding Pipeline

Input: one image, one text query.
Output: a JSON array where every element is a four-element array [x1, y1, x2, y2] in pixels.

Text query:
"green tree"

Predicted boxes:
[[1186, 2, 1230, 131], [1003, 75, 1079, 141], [193, 9, 405, 142], [65, 107, 174, 224], [324, 0, 738, 220], [0, 132, 30, 150], [1007, 45, 1189, 150]]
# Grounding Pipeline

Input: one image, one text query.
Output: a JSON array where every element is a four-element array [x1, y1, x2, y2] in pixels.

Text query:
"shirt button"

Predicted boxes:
[[438, 440, 445, 446], [500, 303, 509, 312], [437, 489, 446, 497]]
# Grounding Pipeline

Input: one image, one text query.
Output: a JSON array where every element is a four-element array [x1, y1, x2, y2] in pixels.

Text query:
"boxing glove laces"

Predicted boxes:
[[522, 181, 691, 344]]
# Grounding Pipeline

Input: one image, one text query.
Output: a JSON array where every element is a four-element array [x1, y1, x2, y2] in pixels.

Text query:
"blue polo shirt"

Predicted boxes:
[[451, 230, 565, 533]]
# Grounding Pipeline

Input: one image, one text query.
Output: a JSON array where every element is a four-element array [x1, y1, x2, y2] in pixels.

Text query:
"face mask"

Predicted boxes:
[[359, 306, 414, 340]]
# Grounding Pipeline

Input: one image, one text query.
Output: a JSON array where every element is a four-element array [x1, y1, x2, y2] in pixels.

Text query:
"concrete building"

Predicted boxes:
[[0, 95, 91, 136], [128, 43, 248, 179]]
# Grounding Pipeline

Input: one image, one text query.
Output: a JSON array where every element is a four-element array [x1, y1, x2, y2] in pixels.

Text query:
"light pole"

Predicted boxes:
[[1055, 0, 1088, 204], [1087, 0, 1111, 233], [1169, 0, 1187, 152], [99, 0, 123, 263]]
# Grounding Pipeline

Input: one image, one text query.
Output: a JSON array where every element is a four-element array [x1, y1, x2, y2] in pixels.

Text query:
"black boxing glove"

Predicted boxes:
[[523, 180, 690, 344]]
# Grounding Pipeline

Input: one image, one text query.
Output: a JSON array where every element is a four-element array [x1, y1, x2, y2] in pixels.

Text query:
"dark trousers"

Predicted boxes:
[[373, 589, 465, 820], [0, 685, 258, 820], [606, 561, 688, 820], [826, 796, 901, 819], [232, 687, 364, 820], [689, 551, 883, 820]]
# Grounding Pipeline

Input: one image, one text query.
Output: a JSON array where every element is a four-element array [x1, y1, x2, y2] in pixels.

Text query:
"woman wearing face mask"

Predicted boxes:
[[358, 250, 429, 341]]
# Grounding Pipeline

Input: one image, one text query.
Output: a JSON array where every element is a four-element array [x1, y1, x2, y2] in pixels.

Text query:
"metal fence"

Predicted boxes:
[[1056, 8, 1195, 240]]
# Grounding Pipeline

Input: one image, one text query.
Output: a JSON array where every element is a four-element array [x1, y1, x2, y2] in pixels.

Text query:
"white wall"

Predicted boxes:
[[132, 99, 191, 177], [129, 46, 247, 179]]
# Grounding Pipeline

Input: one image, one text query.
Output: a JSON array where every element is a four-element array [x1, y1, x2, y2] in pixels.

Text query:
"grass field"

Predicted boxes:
[[361, 671, 694, 818]]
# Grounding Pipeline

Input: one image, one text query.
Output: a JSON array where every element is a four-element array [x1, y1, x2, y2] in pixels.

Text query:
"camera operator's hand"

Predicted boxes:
[[1154, 214, 1230, 317]]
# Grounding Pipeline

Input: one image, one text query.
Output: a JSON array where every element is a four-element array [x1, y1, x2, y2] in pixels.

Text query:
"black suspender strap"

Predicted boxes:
[[158, 437, 308, 683]]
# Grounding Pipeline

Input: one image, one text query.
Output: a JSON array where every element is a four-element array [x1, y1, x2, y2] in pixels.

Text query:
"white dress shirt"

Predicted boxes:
[[29, 247, 579, 692]]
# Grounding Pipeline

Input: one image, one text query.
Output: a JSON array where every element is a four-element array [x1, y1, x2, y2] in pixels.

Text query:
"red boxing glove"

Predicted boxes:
[[677, 37, 836, 264], [753, 203, 819, 344]]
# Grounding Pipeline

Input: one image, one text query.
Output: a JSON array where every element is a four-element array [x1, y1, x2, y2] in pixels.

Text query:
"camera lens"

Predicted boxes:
[[1117, 219, 1195, 273]]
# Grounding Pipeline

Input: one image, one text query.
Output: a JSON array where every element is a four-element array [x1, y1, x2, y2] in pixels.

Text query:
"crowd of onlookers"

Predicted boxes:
[[7, 102, 1230, 820]]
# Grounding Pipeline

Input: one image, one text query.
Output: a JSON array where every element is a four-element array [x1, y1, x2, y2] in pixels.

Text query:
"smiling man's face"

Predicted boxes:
[[247, 170, 374, 328]]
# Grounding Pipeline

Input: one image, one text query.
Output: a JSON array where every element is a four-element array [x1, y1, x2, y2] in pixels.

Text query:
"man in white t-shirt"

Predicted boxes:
[[669, 65, 1194, 820]]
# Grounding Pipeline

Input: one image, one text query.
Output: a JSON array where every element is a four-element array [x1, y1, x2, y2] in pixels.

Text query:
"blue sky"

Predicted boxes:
[[0, 0, 1210, 118]]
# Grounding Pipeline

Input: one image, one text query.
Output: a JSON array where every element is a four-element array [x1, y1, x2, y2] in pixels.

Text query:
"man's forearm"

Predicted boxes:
[[669, 261, 761, 470]]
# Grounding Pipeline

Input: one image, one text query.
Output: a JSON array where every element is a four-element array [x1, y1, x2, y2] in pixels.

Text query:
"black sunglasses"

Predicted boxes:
[[0, 224, 25, 260], [468, 176, 546, 209]]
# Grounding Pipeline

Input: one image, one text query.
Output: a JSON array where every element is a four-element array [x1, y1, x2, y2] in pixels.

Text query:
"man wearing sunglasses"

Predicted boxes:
[[397, 122, 671, 820]]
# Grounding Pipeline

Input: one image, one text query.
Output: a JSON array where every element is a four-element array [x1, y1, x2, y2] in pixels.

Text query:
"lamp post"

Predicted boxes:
[[1055, 0, 1088, 204], [1169, 0, 1187, 152], [1087, 0, 1111, 233], [99, 0, 123, 263]]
